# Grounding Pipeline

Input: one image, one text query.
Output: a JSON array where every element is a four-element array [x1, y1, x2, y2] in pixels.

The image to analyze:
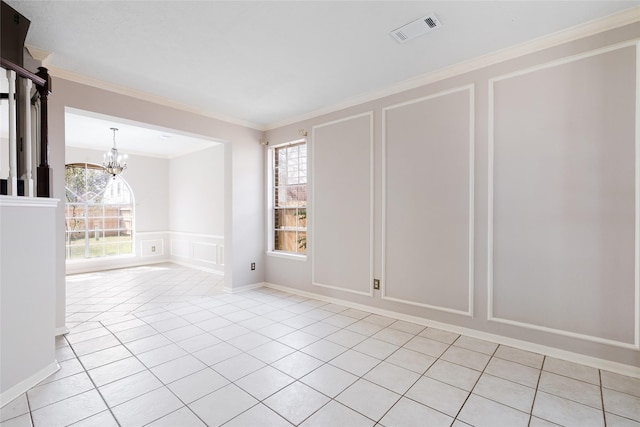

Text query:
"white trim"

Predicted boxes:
[[489, 39, 639, 84], [489, 317, 638, 351], [168, 260, 224, 276], [66, 259, 170, 276], [192, 242, 218, 265], [310, 111, 374, 297], [266, 251, 307, 261], [263, 282, 640, 379], [265, 139, 308, 256], [265, 7, 640, 130], [223, 282, 264, 294], [55, 326, 69, 337], [381, 85, 475, 317], [0, 361, 59, 407], [52, 67, 263, 131], [0, 196, 59, 208], [168, 231, 224, 240], [269, 138, 306, 149], [487, 42, 640, 350], [635, 41, 640, 349]]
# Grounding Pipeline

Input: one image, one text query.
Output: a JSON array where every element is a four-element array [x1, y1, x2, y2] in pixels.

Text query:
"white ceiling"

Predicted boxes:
[[64, 110, 220, 158], [6, 1, 640, 131]]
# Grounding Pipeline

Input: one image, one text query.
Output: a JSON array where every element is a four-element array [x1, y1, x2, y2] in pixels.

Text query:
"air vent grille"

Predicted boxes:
[[390, 13, 442, 43]]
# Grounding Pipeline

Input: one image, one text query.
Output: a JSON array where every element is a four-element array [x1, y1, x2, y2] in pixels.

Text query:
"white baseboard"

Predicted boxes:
[[264, 282, 640, 379], [55, 326, 69, 337], [170, 260, 225, 276], [66, 258, 170, 275], [0, 361, 59, 407], [224, 282, 265, 294]]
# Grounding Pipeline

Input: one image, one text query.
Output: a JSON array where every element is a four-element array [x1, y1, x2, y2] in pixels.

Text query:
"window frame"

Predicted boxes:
[[64, 163, 135, 261], [266, 139, 308, 259]]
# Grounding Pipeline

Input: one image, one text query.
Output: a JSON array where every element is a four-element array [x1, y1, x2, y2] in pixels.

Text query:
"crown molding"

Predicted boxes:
[[265, 6, 640, 131], [46, 66, 264, 131], [24, 6, 640, 133], [25, 45, 52, 66]]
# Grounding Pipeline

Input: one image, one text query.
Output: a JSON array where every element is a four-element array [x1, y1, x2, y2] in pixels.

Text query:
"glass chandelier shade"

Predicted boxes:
[[103, 127, 128, 178]]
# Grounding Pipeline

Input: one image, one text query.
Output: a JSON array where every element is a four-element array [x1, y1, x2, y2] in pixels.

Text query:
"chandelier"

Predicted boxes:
[[103, 127, 128, 178]]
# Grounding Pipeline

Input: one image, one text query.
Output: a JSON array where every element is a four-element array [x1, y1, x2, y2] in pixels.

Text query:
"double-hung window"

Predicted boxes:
[[270, 140, 307, 255]]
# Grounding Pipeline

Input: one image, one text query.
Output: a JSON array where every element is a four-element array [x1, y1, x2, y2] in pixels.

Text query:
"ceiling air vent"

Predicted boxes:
[[390, 13, 442, 43]]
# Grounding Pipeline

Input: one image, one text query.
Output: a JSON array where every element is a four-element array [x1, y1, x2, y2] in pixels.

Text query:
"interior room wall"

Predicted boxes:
[[169, 144, 224, 236], [264, 22, 640, 372], [49, 78, 265, 334], [0, 197, 58, 404], [64, 146, 171, 274], [65, 146, 170, 232], [169, 144, 225, 273]]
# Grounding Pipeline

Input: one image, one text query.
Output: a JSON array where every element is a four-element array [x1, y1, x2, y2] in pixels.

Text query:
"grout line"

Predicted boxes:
[[451, 339, 501, 424], [26, 267, 640, 426], [528, 355, 545, 426], [600, 369, 607, 427], [62, 333, 122, 427]]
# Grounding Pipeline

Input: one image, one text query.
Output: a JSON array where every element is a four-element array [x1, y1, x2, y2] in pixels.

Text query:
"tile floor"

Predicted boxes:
[[1, 263, 639, 427]]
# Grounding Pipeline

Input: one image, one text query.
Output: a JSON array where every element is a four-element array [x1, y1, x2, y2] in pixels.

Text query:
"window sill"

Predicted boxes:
[[266, 251, 307, 261]]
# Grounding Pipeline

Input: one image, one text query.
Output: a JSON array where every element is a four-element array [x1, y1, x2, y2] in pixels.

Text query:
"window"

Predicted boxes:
[[271, 140, 307, 255], [65, 163, 134, 259]]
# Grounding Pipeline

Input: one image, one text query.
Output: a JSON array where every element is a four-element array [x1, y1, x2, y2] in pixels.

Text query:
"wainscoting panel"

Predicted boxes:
[[383, 86, 474, 316], [140, 239, 164, 257], [170, 239, 190, 258], [193, 242, 218, 265], [489, 44, 638, 348], [169, 232, 224, 275], [311, 112, 373, 296]]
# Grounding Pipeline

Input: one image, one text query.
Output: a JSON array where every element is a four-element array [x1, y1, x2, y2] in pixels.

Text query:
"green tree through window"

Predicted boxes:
[[65, 163, 134, 259]]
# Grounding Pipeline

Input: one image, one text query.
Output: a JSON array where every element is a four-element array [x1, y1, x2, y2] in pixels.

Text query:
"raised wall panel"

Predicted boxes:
[[383, 86, 474, 316], [312, 112, 373, 295], [489, 45, 638, 348], [193, 242, 217, 265], [140, 239, 164, 257], [170, 239, 190, 258]]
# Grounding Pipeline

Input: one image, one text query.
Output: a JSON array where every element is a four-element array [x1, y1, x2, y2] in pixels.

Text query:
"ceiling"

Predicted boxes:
[[5, 1, 640, 130], [64, 110, 220, 159]]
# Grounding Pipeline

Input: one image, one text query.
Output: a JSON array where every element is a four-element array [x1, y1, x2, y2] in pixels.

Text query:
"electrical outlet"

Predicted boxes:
[[373, 279, 380, 290], [251, 262, 256, 271]]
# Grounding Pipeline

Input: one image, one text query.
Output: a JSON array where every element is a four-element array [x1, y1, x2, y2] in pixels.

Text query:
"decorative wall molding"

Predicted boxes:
[[49, 66, 263, 131], [170, 239, 191, 258], [140, 239, 164, 257], [487, 42, 640, 350], [311, 111, 374, 297], [266, 7, 640, 131], [193, 242, 219, 265], [168, 231, 224, 273], [0, 195, 59, 208], [264, 282, 640, 379], [382, 85, 475, 317]]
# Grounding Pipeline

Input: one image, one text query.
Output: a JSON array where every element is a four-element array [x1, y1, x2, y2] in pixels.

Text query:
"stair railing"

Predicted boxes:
[[1, 57, 51, 197]]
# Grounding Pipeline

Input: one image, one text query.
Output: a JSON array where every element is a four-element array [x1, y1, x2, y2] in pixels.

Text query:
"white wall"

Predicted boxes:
[[169, 143, 226, 274], [169, 144, 224, 236], [65, 140, 227, 276], [265, 22, 640, 372], [65, 146, 170, 232], [64, 146, 171, 274], [49, 79, 264, 335], [0, 197, 59, 404]]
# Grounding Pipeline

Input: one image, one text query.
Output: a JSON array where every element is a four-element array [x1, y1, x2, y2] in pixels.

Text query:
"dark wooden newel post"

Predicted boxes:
[[36, 66, 51, 198]]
